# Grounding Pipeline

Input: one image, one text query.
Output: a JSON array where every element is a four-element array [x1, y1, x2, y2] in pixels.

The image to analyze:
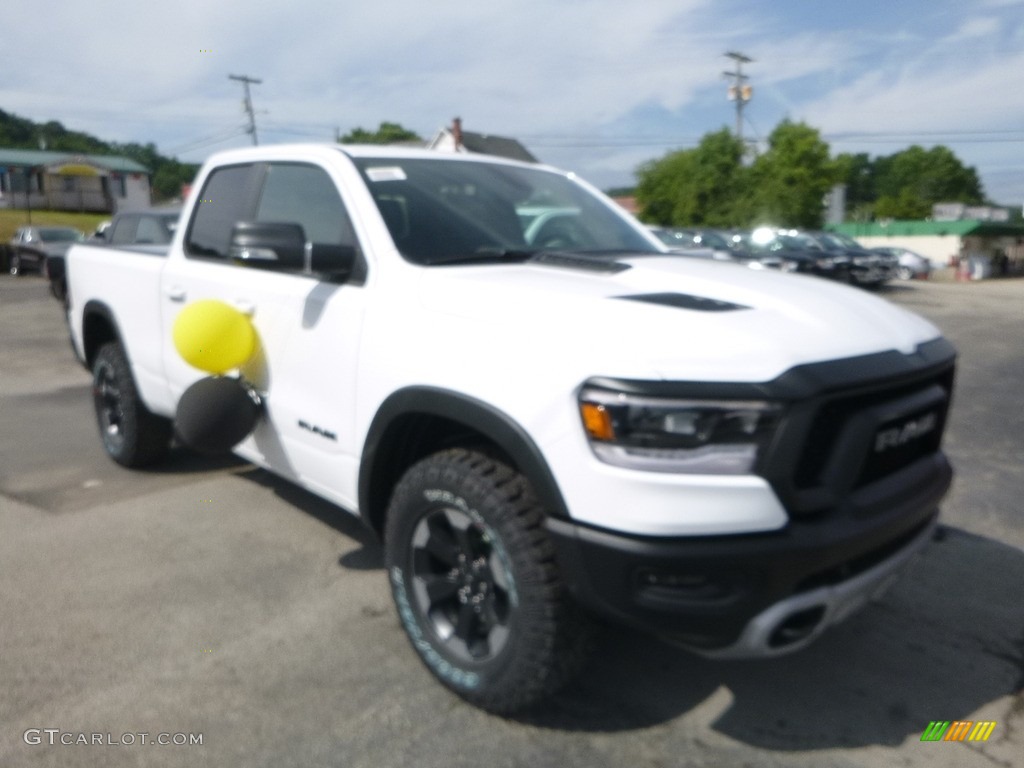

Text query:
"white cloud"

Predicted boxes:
[[945, 16, 1001, 40], [3, 0, 1023, 201]]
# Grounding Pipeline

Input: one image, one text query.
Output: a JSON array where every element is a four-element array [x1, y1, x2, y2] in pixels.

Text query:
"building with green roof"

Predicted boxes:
[[0, 148, 152, 214], [832, 219, 1024, 269]]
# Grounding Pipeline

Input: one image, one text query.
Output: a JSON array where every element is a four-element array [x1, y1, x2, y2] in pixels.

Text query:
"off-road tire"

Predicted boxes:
[[384, 448, 590, 714], [92, 342, 173, 467]]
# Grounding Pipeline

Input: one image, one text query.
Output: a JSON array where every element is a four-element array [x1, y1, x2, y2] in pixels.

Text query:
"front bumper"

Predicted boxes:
[[547, 452, 949, 654], [548, 338, 956, 654]]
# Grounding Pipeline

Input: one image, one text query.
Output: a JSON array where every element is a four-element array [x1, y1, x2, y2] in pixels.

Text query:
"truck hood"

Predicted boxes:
[[417, 254, 942, 382]]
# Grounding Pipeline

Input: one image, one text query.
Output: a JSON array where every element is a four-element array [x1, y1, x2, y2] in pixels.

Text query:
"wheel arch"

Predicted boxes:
[[80, 300, 123, 369], [359, 386, 570, 539]]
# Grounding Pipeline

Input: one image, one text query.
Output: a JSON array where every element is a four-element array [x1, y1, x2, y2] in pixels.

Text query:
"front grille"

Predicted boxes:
[[859, 406, 945, 486], [792, 366, 954, 493]]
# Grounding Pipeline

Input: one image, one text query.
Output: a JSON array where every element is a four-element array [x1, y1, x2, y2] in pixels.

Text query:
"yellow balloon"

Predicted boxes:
[[172, 299, 256, 374]]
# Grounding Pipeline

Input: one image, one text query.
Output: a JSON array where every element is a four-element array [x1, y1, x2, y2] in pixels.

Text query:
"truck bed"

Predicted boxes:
[[67, 242, 173, 416]]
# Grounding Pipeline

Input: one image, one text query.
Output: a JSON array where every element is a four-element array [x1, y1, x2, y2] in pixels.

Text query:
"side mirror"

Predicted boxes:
[[229, 221, 355, 281], [230, 221, 305, 270]]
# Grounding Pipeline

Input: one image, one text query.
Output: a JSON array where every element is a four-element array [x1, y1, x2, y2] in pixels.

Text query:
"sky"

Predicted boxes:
[[3, 0, 1024, 206]]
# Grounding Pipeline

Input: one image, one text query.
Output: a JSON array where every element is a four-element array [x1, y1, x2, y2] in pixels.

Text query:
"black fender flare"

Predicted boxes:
[[359, 386, 570, 535], [80, 299, 124, 369]]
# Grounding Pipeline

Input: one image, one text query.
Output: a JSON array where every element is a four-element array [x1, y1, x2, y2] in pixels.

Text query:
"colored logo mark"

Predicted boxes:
[[920, 720, 996, 742]]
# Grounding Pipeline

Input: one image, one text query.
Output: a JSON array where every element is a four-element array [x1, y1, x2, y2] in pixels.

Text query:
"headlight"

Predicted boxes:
[[780, 259, 799, 272], [578, 388, 780, 474]]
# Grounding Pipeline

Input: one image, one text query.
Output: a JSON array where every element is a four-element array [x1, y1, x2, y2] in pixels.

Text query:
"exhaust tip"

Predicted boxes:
[[769, 606, 826, 648]]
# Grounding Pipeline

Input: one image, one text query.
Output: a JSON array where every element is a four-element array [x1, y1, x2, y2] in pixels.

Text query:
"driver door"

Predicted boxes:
[[159, 160, 368, 509]]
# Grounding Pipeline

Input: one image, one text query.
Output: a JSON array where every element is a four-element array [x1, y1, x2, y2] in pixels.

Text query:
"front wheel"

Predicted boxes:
[[9, 254, 21, 276], [384, 448, 590, 714], [92, 342, 173, 467]]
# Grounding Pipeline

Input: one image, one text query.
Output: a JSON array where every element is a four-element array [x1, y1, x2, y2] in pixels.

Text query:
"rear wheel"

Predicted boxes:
[[384, 448, 590, 714], [92, 342, 173, 467], [897, 266, 914, 281]]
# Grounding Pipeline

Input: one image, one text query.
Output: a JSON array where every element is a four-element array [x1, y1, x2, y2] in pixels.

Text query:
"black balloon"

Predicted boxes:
[[175, 376, 261, 454]]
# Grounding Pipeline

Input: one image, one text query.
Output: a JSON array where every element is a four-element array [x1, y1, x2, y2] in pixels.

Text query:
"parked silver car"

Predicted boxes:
[[872, 247, 933, 280]]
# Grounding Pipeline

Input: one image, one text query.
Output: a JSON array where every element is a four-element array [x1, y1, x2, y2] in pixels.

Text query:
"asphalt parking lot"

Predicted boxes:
[[1, 273, 1021, 768]]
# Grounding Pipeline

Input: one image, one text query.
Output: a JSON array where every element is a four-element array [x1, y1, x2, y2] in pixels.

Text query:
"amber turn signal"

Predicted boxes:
[[580, 402, 615, 441]]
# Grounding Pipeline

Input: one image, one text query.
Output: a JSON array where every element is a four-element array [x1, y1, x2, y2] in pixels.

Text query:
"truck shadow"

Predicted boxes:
[[238, 466, 384, 570], [234, 465, 1022, 750]]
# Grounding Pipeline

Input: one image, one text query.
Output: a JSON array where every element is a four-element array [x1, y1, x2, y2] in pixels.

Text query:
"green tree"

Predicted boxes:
[[110, 142, 200, 202], [635, 128, 746, 226], [152, 160, 200, 201], [339, 121, 422, 144], [873, 145, 983, 214], [742, 120, 836, 228], [873, 189, 928, 219], [834, 152, 877, 220]]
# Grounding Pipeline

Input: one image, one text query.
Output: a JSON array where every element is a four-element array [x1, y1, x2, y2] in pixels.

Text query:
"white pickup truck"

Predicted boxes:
[[66, 143, 956, 713]]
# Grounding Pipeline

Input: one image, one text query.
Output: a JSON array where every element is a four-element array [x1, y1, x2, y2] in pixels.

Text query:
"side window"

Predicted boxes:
[[185, 164, 257, 259], [255, 163, 355, 249], [135, 216, 169, 244], [109, 216, 138, 245]]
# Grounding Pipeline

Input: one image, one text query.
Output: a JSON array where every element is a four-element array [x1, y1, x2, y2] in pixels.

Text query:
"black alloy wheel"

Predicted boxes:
[[91, 342, 172, 467], [408, 503, 515, 664], [385, 448, 590, 714]]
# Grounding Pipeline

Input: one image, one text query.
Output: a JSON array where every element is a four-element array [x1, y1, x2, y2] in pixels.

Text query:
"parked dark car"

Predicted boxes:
[[807, 231, 895, 287], [8, 226, 84, 277], [730, 230, 837, 277], [648, 226, 723, 261], [871, 246, 933, 280], [93, 208, 181, 246], [652, 226, 805, 272]]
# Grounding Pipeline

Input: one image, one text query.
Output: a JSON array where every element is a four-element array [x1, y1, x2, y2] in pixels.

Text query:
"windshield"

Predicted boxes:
[[38, 227, 83, 242], [693, 230, 729, 249], [827, 232, 863, 249], [739, 232, 819, 254], [352, 157, 658, 265]]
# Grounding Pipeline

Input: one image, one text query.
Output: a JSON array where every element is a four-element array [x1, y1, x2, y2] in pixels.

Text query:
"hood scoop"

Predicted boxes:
[[616, 292, 750, 312]]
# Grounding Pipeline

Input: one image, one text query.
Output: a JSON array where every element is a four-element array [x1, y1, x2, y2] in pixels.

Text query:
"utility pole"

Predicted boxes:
[[228, 74, 262, 145], [723, 52, 753, 142]]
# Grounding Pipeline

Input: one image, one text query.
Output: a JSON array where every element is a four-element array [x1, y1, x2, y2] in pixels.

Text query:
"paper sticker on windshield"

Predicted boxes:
[[366, 167, 407, 182]]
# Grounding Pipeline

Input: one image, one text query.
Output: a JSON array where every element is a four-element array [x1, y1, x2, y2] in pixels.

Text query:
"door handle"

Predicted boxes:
[[166, 286, 186, 302]]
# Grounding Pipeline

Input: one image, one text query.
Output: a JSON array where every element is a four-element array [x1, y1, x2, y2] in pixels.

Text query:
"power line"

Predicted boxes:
[[228, 74, 262, 145], [164, 126, 251, 155]]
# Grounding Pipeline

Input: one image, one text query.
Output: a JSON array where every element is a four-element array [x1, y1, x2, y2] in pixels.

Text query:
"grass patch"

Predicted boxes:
[[0, 209, 109, 244]]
